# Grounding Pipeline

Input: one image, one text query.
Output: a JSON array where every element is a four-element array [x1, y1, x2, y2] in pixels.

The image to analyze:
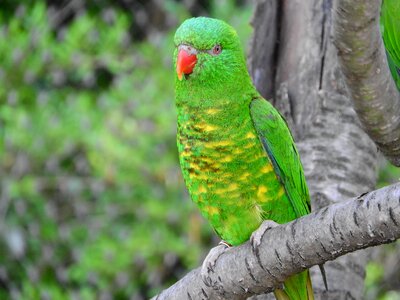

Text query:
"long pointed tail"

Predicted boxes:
[[273, 270, 314, 300]]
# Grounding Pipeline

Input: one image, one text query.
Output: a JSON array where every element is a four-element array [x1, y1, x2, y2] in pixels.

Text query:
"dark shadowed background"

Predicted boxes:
[[0, 1, 398, 299]]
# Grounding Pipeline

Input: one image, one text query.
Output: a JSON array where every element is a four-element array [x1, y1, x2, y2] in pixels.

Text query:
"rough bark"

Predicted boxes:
[[248, 0, 278, 100], [152, 183, 400, 300], [333, 0, 400, 166]]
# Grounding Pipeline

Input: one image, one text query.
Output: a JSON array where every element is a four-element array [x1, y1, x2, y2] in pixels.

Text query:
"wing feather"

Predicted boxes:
[[250, 98, 310, 218]]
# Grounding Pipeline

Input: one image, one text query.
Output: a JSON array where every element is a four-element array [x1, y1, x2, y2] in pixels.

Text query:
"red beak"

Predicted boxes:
[[176, 49, 197, 80]]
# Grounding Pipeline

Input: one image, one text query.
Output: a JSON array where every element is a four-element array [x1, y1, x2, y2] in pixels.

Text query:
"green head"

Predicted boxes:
[[174, 17, 253, 103]]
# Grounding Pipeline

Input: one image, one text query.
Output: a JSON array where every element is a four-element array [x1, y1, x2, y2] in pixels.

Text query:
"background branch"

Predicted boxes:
[[333, 0, 400, 166], [153, 183, 400, 300]]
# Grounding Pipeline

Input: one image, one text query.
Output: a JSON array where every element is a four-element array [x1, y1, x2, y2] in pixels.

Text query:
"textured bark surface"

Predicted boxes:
[[334, 0, 400, 166], [152, 183, 400, 300], [248, 0, 278, 100]]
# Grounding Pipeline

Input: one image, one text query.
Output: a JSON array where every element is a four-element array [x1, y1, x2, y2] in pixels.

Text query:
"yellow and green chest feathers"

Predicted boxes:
[[176, 105, 290, 245]]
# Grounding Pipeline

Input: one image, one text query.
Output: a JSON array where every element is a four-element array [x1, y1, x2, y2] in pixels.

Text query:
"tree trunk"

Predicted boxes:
[[249, 0, 377, 298]]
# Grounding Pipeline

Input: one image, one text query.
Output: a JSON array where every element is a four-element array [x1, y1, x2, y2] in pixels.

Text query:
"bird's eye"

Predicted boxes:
[[212, 44, 222, 55]]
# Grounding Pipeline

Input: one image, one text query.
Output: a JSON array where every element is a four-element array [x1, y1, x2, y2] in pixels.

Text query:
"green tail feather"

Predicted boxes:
[[273, 270, 314, 300], [274, 289, 290, 300], [381, 0, 400, 90], [386, 52, 400, 90]]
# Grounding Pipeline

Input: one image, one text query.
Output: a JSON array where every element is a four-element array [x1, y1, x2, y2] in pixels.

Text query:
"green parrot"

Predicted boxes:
[[174, 17, 314, 300], [381, 0, 400, 90]]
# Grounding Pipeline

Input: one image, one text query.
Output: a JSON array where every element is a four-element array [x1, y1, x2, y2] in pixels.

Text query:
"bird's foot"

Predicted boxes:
[[250, 220, 279, 250], [218, 240, 232, 248], [201, 241, 231, 286]]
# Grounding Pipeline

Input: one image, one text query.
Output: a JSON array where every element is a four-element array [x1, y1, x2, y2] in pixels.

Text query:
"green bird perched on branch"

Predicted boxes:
[[381, 0, 400, 90], [174, 17, 314, 299]]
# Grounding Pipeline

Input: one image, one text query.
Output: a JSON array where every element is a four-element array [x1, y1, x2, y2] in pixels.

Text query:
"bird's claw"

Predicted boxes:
[[218, 240, 231, 248], [201, 242, 230, 286], [250, 220, 279, 250]]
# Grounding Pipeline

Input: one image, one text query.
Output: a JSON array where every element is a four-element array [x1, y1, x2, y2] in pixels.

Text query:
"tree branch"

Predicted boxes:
[[333, 0, 400, 166], [152, 183, 400, 300], [248, 0, 278, 101]]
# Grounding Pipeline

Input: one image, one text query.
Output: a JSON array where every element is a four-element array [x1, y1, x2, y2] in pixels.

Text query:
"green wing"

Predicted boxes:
[[250, 98, 310, 218], [381, 0, 400, 90]]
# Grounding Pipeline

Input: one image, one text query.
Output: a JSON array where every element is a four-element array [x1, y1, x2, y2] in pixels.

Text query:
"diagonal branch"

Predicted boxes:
[[152, 183, 400, 300], [333, 0, 400, 166]]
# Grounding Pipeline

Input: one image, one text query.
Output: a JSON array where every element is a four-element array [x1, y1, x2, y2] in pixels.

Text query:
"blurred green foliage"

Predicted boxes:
[[0, 1, 252, 299]]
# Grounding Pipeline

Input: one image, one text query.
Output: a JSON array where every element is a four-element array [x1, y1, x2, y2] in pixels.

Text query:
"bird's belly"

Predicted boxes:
[[178, 130, 286, 245]]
